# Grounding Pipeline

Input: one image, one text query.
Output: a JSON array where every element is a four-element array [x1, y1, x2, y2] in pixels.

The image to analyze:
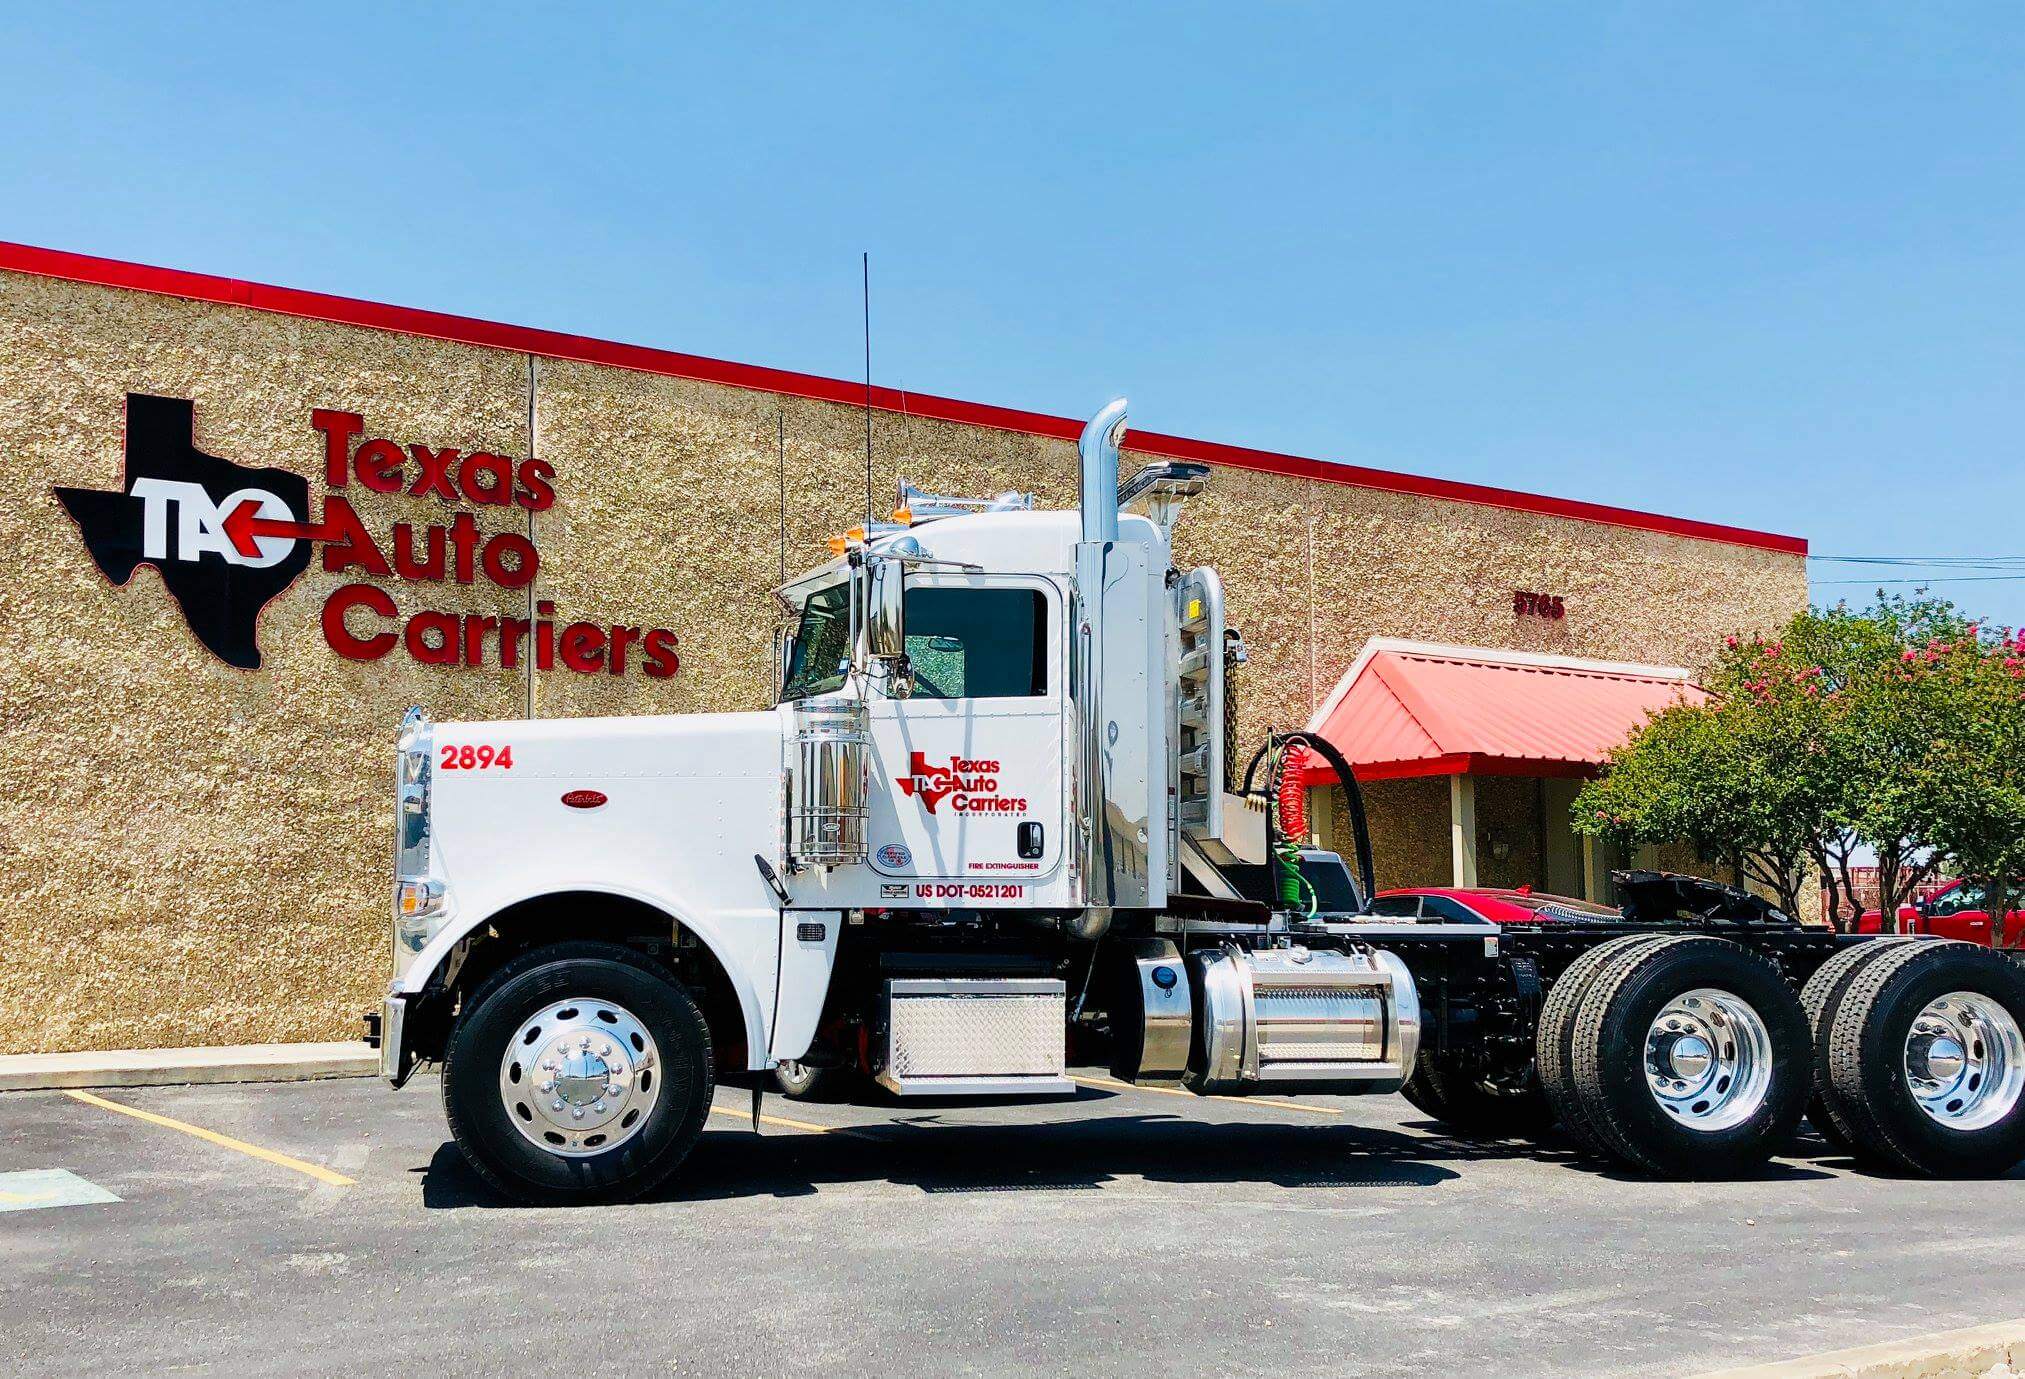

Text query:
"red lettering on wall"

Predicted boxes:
[[301, 407, 674, 680], [322, 583, 397, 660], [642, 629, 680, 679], [407, 444, 460, 501], [311, 409, 363, 487], [516, 458, 556, 512], [320, 496, 393, 578], [355, 437, 407, 495]]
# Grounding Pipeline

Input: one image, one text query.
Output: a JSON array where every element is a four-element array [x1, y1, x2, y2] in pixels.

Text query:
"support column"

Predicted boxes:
[[1581, 834, 1600, 902], [1449, 773, 1478, 888]]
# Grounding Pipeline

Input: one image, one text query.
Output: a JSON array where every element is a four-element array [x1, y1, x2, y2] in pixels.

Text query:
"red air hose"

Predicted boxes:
[[1277, 747, 1309, 842]]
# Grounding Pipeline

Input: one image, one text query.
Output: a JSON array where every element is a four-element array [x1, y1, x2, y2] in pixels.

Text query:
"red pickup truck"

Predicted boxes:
[[1858, 879, 2024, 948]]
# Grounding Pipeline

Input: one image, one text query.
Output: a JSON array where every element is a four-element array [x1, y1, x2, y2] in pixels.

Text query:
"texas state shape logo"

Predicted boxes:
[[55, 394, 312, 668]]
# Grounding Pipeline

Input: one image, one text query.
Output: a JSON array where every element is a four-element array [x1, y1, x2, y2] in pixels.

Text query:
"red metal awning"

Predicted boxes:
[[1296, 640, 1706, 784]]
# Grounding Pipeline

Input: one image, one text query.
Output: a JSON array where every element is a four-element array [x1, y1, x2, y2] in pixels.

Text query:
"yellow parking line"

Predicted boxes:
[[62, 1089, 356, 1187], [1069, 1073, 1342, 1117], [710, 1103, 834, 1134]]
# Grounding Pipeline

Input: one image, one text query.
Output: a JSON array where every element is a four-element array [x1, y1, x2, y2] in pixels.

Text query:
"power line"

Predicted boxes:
[[1813, 574, 2025, 585], [1811, 554, 2025, 566]]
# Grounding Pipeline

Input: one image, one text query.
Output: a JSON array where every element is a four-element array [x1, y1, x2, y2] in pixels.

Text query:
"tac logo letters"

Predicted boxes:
[[55, 394, 311, 668], [895, 752, 1027, 815]]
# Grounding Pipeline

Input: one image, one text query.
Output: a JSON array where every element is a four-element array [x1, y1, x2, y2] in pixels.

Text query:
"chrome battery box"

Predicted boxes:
[[877, 977, 1074, 1098], [1185, 945, 1419, 1095]]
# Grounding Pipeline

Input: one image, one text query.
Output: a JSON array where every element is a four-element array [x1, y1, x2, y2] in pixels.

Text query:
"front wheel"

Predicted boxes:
[[443, 941, 714, 1205]]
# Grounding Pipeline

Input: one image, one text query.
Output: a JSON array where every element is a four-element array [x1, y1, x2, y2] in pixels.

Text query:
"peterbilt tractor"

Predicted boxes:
[[366, 399, 2025, 1205]]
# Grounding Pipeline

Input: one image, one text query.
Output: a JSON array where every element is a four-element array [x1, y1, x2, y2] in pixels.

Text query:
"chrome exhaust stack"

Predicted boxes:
[[1070, 398, 1129, 938]]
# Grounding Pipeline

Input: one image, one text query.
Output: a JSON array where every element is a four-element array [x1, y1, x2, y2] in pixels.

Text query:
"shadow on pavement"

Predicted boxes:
[[415, 1092, 1847, 1209]]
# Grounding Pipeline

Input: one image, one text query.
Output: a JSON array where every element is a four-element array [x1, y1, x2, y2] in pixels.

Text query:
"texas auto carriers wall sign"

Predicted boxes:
[[56, 393, 680, 677]]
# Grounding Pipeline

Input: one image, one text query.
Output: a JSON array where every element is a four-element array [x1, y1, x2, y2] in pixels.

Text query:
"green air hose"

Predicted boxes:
[[1266, 743, 1319, 918]]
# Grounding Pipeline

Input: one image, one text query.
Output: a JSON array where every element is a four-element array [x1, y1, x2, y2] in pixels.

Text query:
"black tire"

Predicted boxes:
[[443, 941, 714, 1205], [1822, 940, 2025, 1178], [774, 1059, 849, 1102], [1798, 937, 1915, 1154], [1536, 934, 1674, 1156], [1570, 936, 1811, 1178], [1400, 1050, 1555, 1139]]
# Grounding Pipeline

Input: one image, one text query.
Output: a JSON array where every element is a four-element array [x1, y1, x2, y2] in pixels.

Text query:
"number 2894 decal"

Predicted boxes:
[[439, 743, 514, 770]]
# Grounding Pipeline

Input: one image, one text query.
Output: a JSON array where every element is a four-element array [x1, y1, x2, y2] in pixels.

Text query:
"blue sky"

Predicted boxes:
[[5, 4, 2022, 625]]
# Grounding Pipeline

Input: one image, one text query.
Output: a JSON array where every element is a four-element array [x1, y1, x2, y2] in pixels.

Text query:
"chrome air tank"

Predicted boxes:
[[1185, 945, 1419, 1096]]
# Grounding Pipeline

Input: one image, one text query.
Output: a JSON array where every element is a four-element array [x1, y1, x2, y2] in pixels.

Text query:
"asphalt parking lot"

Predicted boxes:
[[3, 1070, 2020, 1378]]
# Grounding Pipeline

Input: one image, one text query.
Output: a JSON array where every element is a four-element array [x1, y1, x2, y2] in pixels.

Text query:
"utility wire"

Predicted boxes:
[[1811, 554, 2025, 566], [1814, 575, 2025, 585]]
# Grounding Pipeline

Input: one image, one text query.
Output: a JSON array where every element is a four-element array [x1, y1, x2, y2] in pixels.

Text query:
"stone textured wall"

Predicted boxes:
[[1360, 778, 1455, 892], [0, 268, 1807, 1053]]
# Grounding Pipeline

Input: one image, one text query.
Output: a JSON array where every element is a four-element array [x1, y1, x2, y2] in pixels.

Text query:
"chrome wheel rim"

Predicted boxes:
[[498, 998, 660, 1157], [1904, 991, 2024, 1131], [1644, 987, 1773, 1132]]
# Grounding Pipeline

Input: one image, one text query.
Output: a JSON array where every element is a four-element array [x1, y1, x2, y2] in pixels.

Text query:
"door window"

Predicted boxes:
[[781, 582, 852, 701], [902, 587, 1048, 699], [1932, 883, 1986, 916]]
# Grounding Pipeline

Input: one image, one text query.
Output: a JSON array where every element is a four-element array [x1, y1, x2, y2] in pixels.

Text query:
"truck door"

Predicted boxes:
[[865, 573, 1064, 898]]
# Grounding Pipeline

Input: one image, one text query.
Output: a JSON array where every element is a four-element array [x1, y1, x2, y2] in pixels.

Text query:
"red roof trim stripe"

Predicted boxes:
[[0, 240, 1807, 556]]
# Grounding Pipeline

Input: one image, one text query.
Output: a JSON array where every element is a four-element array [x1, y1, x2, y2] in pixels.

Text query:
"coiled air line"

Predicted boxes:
[[1240, 730, 1378, 918]]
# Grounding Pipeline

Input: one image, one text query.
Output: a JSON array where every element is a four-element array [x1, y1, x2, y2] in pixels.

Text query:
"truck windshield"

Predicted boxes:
[[781, 582, 852, 701]]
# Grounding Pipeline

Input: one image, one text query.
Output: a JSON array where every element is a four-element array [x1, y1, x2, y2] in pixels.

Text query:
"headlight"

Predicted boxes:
[[392, 707, 443, 973]]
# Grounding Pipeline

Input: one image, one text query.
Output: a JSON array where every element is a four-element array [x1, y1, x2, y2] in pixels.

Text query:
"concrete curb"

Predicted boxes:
[[1695, 1319, 2025, 1378], [0, 1042, 377, 1091]]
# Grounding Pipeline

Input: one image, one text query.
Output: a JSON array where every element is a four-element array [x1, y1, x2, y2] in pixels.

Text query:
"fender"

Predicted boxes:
[[394, 879, 778, 1073]]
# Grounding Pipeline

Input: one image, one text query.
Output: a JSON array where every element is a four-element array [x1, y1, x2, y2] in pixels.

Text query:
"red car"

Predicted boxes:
[[1370, 886, 1619, 924], [1857, 879, 2024, 949]]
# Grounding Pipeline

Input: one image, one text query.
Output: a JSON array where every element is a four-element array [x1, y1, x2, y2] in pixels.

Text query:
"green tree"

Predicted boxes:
[[1909, 618, 2025, 945], [1575, 595, 2025, 933]]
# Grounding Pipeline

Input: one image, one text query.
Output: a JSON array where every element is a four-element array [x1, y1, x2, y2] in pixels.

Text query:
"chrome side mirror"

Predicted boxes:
[[863, 555, 912, 697]]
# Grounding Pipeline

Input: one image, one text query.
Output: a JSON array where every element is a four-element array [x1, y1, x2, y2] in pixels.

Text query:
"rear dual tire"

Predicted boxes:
[[1797, 937, 1914, 1153], [1536, 934, 1676, 1156], [1538, 933, 2025, 1179], [1568, 937, 1811, 1178], [1817, 940, 2025, 1177]]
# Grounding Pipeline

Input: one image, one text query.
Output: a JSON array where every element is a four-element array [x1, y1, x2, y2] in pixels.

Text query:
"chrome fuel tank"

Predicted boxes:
[[1185, 945, 1419, 1095]]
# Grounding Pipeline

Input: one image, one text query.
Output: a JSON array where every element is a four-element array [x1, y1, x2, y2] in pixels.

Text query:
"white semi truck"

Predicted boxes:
[[366, 400, 2025, 1205]]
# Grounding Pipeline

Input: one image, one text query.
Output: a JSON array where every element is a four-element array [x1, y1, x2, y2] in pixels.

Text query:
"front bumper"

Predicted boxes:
[[368, 991, 417, 1089]]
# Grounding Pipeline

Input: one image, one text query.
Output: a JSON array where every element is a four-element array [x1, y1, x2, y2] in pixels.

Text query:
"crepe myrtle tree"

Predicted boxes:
[[1914, 616, 2025, 947], [1574, 596, 2025, 934]]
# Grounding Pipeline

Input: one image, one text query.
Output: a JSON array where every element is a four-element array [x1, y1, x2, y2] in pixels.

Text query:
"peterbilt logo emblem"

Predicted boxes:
[[895, 752, 1027, 815]]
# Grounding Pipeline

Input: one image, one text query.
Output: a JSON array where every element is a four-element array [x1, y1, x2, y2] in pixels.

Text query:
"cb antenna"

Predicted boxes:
[[777, 410, 787, 588], [862, 251, 873, 530]]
